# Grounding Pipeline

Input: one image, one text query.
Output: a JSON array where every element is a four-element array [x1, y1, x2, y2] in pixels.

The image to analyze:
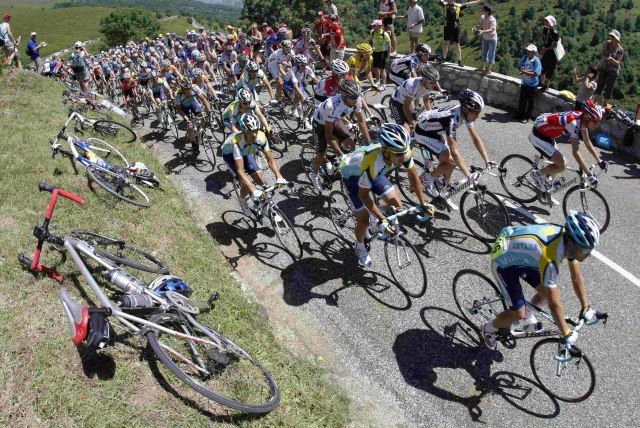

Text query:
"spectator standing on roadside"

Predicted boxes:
[[594, 30, 624, 107], [473, 4, 497, 74], [516, 44, 542, 121], [70, 41, 90, 92], [539, 15, 559, 92], [1, 14, 22, 68], [398, 0, 424, 54], [325, 15, 346, 61], [369, 19, 391, 86], [325, 0, 338, 17], [315, 12, 331, 61], [379, 0, 398, 56], [260, 22, 274, 40], [574, 64, 598, 109], [440, 0, 481, 66], [26, 32, 47, 73]]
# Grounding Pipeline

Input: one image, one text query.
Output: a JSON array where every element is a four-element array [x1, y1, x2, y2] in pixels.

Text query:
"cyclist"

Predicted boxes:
[[314, 59, 350, 102], [264, 26, 288, 58], [388, 43, 432, 86], [236, 60, 275, 101], [160, 59, 182, 88], [222, 87, 271, 134], [347, 43, 376, 88], [120, 71, 138, 115], [339, 123, 434, 267], [192, 68, 218, 100], [482, 211, 603, 350], [283, 54, 319, 120], [173, 77, 212, 153], [528, 99, 607, 193], [267, 39, 294, 100], [149, 71, 173, 110], [222, 113, 288, 216], [294, 27, 325, 64], [310, 79, 373, 191], [390, 64, 441, 133], [219, 45, 238, 82], [91, 63, 107, 94], [414, 89, 494, 202]]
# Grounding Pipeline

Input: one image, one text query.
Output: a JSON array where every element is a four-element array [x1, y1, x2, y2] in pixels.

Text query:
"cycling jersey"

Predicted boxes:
[[267, 48, 292, 78], [150, 79, 168, 99], [221, 130, 270, 158], [264, 34, 284, 56], [283, 65, 316, 93], [391, 77, 432, 103], [222, 100, 258, 128], [491, 224, 567, 309], [219, 50, 237, 66], [314, 75, 341, 99], [347, 54, 372, 76], [121, 78, 137, 91], [173, 85, 204, 113], [533, 111, 583, 142], [293, 38, 317, 60], [312, 94, 363, 125], [415, 105, 473, 139], [236, 69, 267, 98], [389, 55, 421, 75]]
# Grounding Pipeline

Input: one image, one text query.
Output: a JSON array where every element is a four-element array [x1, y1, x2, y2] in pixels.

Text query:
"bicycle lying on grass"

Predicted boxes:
[[18, 183, 281, 414], [66, 109, 137, 144], [452, 269, 607, 403], [51, 113, 159, 207]]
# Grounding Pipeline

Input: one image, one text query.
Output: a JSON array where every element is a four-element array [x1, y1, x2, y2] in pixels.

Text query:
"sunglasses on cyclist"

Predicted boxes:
[[346, 94, 359, 101]]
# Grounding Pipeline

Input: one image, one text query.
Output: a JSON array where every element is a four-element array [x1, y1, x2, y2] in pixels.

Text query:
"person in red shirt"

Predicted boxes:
[[324, 15, 346, 61], [260, 22, 274, 40], [315, 12, 331, 58]]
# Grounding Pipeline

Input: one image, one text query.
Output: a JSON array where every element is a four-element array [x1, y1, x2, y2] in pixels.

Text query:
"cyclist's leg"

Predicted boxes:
[[490, 264, 527, 328], [344, 176, 370, 243], [246, 155, 265, 185], [311, 123, 328, 174], [374, 176, 402, 212]]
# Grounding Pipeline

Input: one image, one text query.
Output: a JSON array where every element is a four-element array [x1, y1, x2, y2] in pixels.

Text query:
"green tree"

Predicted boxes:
[[99, 8, 160, 46], [509, 5, 517, 17], [625, 0, 634, 9], [636, 15, 640, 31], [522, 6, 536, 21], [623, 17, 633, 32]]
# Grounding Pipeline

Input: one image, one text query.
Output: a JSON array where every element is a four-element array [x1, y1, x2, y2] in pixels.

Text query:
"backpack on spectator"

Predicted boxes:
[[70, 52, 86, 72]]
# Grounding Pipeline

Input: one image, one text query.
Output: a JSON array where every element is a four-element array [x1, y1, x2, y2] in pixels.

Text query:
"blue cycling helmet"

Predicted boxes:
[[149, 275, 193, 298], [565, 210, 600, 249], [377, 123, 411, 153]]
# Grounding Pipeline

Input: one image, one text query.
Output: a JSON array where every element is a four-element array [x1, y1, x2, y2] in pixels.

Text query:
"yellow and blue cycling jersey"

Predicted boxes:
[[221, 130, 270, 159], [173, 84, 204, 113], [491, 224, 567, 309], [222, 100, 258, 128]]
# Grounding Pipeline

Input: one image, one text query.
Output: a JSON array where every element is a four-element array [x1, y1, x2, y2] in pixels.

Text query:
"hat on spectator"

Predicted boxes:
[[329, 14, 338, 21], [608, 29, 621, 41], [318, 11, 324, 16], [371, 19, 383, 27], [525, 44, 538, 53], [3, 14, 11, 20], [543, 16, 556, 27], [261, 22, 268, 27], [74, 41, 84, 48], [31, 32, 37, 36]]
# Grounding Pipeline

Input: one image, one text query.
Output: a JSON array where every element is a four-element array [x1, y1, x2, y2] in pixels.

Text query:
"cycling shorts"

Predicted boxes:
[[390, 99, 415, 126], [122, 88, 135, 98], [312, 121, 351, 153], [223, 153, 260, 178], [529, 128, 558, 159], [414, 127, 449, 155], [388, 70, 409, 86], [343, 175, 394, 212], [491, 262, 540, 310], [152, 91, 167, 101]]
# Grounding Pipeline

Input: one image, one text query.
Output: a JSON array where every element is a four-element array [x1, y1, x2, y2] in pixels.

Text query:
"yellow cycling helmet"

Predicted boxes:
[[356, 43, 373, 55]]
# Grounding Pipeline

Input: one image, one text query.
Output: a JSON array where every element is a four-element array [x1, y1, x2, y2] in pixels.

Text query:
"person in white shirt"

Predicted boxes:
[[398, 0, 424, 54], [325, 0, 338, 17]]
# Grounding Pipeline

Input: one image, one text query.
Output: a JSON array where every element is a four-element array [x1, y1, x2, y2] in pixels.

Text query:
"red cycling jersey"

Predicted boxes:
[[533, 111, 583, 142]]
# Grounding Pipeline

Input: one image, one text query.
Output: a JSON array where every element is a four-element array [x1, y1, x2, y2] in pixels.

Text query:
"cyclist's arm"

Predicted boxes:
[[403, 97, 414, 128], [359, 187, 386, 221], [262, 76, 275, 99], [164, 81, 174, 99], [535, 284, 571, 337], [355, 110, 372, 144], [256, 107, 271, 132], [448, 135, 471, 177], [406, 166, 428, 205], [422, 94, 433, 111], [198, 93, 211, 113], [570, 139, 590, 175], [324, 120, 344, 156], [235, 158, 256, 193], [580, 128, 601, 165], [467, 126, 491, 166], [265, 150, 284, 180], [568, 260, 590, 311]]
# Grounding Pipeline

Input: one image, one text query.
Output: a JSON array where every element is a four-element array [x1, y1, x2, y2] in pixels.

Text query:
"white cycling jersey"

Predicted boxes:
[[267, 49, 292, 78], [391, 77, 433, 103], [284, 65, 316, 86], [415, 105, 473, 139], [312, 94, 363, 125]]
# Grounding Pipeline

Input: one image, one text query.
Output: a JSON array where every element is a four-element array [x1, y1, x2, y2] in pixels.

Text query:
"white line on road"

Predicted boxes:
[[498, 196, 640, 289]]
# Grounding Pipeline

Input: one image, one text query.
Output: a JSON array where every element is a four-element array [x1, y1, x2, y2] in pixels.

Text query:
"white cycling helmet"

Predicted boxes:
[[331, 59, 349, 76], [566, 210, 601, 249], [236, 87, 253, 103], [377, 123, 411, 153], [239, 113, 260, 131]]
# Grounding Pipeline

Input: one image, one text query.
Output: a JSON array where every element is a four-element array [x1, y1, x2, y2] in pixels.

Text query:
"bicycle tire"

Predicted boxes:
[[383, 234, 427, 298], [499, 154, 539, 204], [394, 158, 427, 205], [146, 312, 280, 414], [328, 190, 356, 236], [70, 229, 169, 274], [460, 188, 511, 242], [530, 337, 596, 402], [86, 165, 151, 207], [203, 139, 218, 169], [269, 206, 303, 259], [93, 120, 137, 143], [452, 269, 506, 334], [562, 186, 610, 233]]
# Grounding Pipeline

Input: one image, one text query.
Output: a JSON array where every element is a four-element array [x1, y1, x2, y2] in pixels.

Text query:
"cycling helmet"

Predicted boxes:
[[418, 64, 440, 82], [139, 71, 150, 80], [356, 43, 373, 55], [149, 275, 193, 298], [194, 52, 205, 62], [123, 72, 131, 79], [140, 61, 148, 68], [246, 61, 260, 72], [565, 210, 601, 249], [331, 59, 349, 76], [179, 78, 192, 89], [578, 99, 604, 121], [415, 43, 432, 55], [237, 87, 253, 103], [239, 113, 260, 131], [377, 123, 411, 153], [193, 68, 204, 77], [150, 70, 158, 78], [225, 44, 234, 52], [295, 54, 308, 65], [338, 78, 360, 98], [459, 88, 484, 112], [277, 27, 288, 35], [161, 59, 171, 67], [281, 40, 293, 49], [301, 27, 312, 36]]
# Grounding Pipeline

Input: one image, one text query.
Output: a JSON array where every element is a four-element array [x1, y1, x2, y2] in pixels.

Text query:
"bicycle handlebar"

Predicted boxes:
[[38, 182, 85, 206]]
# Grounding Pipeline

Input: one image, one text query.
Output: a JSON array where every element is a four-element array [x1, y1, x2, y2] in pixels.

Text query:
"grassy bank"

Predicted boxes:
[[0, 69, 350, 426]]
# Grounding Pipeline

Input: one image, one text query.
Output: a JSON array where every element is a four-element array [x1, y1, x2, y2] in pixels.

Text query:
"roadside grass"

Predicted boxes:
[[0, 69, 350, 426], [159, 16, 195, 36]]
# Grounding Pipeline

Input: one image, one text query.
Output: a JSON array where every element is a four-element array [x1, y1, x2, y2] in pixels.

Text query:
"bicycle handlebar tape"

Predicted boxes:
[[17, 253, 33, 267], [38, 182, 56, 193]]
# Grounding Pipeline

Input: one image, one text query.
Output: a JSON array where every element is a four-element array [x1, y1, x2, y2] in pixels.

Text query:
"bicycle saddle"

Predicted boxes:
[[59, 288, 89, 345]]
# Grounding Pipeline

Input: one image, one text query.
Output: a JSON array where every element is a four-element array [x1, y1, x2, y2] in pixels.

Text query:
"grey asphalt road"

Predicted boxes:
[[137, 86, 640, 426]]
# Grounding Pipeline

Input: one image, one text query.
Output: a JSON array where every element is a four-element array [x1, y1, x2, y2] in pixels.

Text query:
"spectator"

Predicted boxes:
[[594, 29, 624, 106], [1, 13, 22, 68], [473, 4, 497, 74], [440, 0, 481, 66], [325, 0, 338, 17], [574, 64, 598, 109], [260, 22, 274, 40], [369, 19, 391, 86], [378, 0, 397, 55], [70, 41, 90, 92], [539, 15, 559, 92], [516, 44, 542, 121], [249, 23, 263, 62], [326, 15, 346, 61], [26, 32, 46, 73], [398, 0, 424, 54], [315, 12, 331, 61]]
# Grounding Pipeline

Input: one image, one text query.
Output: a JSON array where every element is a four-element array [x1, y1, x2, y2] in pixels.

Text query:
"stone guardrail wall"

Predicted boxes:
[[344, 48, 640, 158]]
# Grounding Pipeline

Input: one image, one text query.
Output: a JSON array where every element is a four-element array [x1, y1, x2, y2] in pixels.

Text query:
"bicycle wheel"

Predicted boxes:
[[499, 154, 540, 203], [393, 159, 427, 205], [383, 235, 427, 298], [85, 138, 129, 169], [328, 190, 356, 236], [268, 206, 303, 259], [460, 188, 511, 242], [530, 337, 596, 402], [86, 165, 151, 207], [203, 139, 217, 169], [93, 120, 137, 143], [70, 229, 169, 274], [452, 269, 506, 334], [562, 186, 610, 233], [146, 313, 280, 414]]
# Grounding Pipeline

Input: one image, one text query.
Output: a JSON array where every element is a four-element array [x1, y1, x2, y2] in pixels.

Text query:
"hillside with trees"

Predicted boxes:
[[242, 0, 639, 109]]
